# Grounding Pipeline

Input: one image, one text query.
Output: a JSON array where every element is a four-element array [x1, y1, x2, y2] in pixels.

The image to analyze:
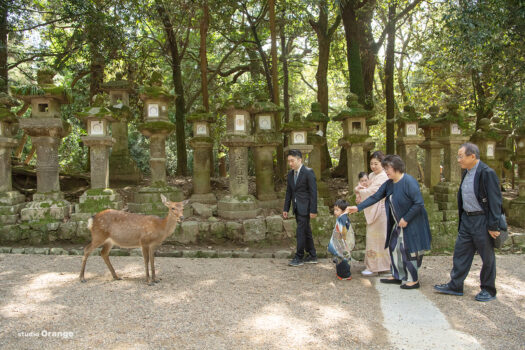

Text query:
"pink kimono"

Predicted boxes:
[[357, 170, 391, 272]]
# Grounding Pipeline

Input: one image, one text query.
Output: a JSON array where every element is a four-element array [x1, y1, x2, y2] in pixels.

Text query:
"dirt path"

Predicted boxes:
[[0, 254, 523, 349]]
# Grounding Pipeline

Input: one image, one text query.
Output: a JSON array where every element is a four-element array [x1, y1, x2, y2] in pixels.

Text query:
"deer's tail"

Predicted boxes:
[[87, 216, 94, 231]]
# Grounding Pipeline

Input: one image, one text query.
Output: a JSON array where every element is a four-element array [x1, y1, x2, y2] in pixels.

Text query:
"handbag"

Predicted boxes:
[[493, 213, 508, 249], [479, 170, 509, 248]]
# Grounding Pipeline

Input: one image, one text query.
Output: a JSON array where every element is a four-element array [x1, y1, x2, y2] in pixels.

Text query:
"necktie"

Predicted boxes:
[[294, 170, 298, 185]]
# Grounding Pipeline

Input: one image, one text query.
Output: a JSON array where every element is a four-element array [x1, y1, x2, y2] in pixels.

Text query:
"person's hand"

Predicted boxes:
[[345, 206, 358, 214], [310, 213, 317, 219], [399, 218, 408, 228], [282, 211, 288, 219], [488, 230, 500, 239]]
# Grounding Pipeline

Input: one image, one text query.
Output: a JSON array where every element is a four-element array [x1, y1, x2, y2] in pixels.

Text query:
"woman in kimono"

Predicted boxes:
[[355, 151, 390, 276], [347, 155, 431, 289]]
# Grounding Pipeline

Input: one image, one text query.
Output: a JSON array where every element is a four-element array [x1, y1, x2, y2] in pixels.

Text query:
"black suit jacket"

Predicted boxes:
[[457, 160, 502, 231], [283, 165, 318, 216]]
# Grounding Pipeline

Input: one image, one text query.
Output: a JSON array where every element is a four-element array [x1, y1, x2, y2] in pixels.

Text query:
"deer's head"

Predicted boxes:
[[161, 195, 188, 223]]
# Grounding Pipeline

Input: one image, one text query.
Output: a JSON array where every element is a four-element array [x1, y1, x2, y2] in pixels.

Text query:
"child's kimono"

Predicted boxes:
[[328, 213, 355, 279]]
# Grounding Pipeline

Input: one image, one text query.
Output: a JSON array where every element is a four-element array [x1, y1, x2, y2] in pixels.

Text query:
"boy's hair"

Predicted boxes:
[[358, 171, 368, 180], [334, 199, 349, 211]]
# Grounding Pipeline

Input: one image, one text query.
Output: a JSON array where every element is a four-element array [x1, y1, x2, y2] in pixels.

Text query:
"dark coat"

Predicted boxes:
[[283, 165, 318, 216], [357, 173, 432, 253], [457, 160, 502, 231]]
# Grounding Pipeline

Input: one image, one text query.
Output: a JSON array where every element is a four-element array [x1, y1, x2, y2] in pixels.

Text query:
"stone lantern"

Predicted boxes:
[[419, 106, 444, 192], [508, 126, 525, 227], [470, 118, 501, 166], [251, 97, 282, 209], [436, 100, 469, 183], [187, 108, 216, 204], [0, 93, 25, 225], [127, 72, 183, 216], [333, 93, 374, 190], [305, 102, 331, 205], [217, 95, 258, 220], [282, 112, 315, 157], [12, 68, 71, 223], [71, 94, 123, 220], [101, 72, 141, 185], [396, 106, 424, 178]]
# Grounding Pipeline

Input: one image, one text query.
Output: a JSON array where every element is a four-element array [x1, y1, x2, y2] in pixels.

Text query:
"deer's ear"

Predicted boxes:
[[160, 194, 168, 205], [182, 199, 190, 206]]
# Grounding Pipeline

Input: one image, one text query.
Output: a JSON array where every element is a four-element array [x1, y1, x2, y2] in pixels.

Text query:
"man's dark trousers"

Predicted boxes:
[[449, 212, 496, 296], [295, 212, 316, 260]]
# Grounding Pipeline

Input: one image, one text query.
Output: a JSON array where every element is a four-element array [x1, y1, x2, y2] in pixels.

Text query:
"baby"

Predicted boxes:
[[355, 172, 369, 204]]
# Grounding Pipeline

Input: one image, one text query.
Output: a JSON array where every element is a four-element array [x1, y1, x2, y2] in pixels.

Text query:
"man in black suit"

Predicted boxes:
[[283, 149, 318, 266], [434, 143, 502, 302]]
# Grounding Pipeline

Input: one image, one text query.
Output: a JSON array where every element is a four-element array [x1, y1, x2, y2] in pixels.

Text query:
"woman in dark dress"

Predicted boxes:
[[346, 155, 432, 289]]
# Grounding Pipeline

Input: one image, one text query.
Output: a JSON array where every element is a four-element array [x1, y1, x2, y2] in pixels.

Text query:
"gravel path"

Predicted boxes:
[[0, 253, 523, 349]]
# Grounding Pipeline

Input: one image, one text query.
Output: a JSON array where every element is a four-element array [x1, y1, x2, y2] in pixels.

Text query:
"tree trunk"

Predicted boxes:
[[199, 1, 214, 177], [0, 0, 8, 93], [200, 2, 209, 112], [340, 0, 365, 103], [309, 0, 339, 172], [156, 1, 188, 176], [89, 49, 104, 99], [357, 1, 377, 109], [280, 28, 290, 124], [384, 3, 396, 154], [269, 0, 284, 176]]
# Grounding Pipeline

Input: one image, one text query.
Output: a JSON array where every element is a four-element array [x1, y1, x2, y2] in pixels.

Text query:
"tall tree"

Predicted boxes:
[[384, 2, 396, 154], [155, 0, 189, 175], [309, 0, 340, 170], [0, 0, 9, 93], [269, 0, 284, 175]]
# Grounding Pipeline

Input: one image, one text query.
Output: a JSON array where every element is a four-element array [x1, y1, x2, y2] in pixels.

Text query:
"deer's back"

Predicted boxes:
[[91, 210, 167, 247]]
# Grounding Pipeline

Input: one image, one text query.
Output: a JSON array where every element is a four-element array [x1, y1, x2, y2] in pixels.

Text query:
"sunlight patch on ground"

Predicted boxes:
[[0, 272, 76, 318]]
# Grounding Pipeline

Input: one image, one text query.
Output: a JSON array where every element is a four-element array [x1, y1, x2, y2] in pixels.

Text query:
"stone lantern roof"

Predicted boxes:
[[397, 105, 420, 122], [281, 112, 316, 132], [11, 68, 70, 104], [186, 107, 215, 124], [332, 93, 373, 121], [305, 102, 329, 123], [75, 94, 116, 123], [419, 105, 442, 128], [0, 92, 19, 123], [101, 72, 133, 92], [250, 98, 282, 114], [138, 71, 173, 101], [435, 100, 467, 127], [220, 93, 251, 112]]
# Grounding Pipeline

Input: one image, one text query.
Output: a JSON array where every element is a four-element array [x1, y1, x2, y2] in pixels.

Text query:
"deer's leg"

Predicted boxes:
[[101, 241, 120, 281], [79, 237, 105, 283], [149, 246, 159, 283], [141, 245, 151, 285]]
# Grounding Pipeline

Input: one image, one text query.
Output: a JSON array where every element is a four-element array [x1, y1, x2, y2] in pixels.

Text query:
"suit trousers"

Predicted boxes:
[[449, 212, 497, 296], [295, 214, 316, 259]]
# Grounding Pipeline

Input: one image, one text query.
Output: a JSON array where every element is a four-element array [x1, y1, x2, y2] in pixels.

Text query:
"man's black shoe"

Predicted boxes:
[[475, 289, 496, 302], [288, 258, 304, 266], [433, 283, 463, 296], [304, 255, 318, 264]]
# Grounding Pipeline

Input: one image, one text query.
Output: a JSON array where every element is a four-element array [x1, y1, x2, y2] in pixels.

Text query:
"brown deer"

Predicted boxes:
[[79, 194, 187, 285]]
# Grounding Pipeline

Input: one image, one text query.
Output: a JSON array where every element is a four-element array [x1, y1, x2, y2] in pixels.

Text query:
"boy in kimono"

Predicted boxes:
[[328, 199, 355, 280]]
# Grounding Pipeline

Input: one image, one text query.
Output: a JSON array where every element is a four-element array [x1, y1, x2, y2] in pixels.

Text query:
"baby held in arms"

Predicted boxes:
[[355, 172, 369, 204]]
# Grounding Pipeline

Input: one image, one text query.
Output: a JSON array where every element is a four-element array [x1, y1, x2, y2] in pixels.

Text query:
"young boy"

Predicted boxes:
[[328, 199, 356, 280]]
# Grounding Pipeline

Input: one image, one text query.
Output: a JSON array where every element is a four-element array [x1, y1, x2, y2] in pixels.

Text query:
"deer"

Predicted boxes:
[[79, 194, 187, 285]]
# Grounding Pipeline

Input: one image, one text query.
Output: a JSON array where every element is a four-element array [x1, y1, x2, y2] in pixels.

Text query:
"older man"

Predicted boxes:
[[434, 143, 503, 302]]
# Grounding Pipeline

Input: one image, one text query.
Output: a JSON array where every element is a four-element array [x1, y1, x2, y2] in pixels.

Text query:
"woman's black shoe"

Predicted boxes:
[[380, 278, 402, 284], [400, 282, 420, 289]]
